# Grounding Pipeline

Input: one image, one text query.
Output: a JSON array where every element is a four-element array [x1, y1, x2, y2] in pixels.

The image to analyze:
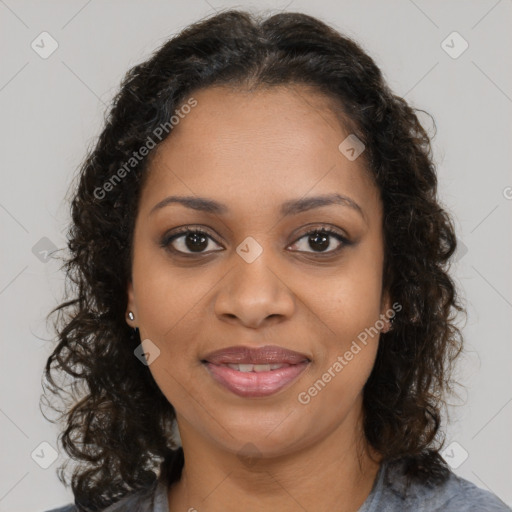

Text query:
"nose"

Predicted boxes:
[[214, 252, 296, 330]]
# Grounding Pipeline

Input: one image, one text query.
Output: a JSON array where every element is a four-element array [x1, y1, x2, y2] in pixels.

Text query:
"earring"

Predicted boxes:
[[128, 311, 135, 321]]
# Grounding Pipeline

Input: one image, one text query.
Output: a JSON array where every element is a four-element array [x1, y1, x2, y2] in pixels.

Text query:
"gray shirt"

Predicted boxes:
[[45, 457, 511, 512]]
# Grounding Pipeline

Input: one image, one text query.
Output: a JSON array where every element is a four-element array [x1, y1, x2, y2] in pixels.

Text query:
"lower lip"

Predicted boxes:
[[204, 361, 310, 398]]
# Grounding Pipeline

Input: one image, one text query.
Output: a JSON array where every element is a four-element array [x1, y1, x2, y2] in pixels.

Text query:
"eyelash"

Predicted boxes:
[[160, 225, 351, 258]]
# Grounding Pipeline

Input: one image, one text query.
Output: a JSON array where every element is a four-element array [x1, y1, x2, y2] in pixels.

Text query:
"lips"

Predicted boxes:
[[202, 345, 310, 365], [202, 345, 311, 398]]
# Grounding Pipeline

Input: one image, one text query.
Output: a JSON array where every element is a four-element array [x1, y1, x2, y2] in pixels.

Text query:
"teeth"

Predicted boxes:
[[225, 363, 290, 372], [253, 364, 271, 372]]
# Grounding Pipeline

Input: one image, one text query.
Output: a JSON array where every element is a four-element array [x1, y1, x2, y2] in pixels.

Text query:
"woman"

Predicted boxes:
[[42, 9, 510, 512]]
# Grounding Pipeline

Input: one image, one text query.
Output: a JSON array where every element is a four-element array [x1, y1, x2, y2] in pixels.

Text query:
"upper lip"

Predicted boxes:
[[202, 345, 310, 365]]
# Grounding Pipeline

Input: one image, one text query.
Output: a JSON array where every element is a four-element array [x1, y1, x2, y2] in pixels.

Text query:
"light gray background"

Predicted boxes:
[[1, 1, 511, 510]]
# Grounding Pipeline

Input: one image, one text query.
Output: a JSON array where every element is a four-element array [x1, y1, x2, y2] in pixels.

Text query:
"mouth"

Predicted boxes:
[[201, 345, 311, 398], [222, 363, 296, 372]]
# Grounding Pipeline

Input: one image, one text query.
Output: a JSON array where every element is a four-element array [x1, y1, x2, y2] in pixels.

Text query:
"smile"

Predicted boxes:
[[201, 344, 311, 398]]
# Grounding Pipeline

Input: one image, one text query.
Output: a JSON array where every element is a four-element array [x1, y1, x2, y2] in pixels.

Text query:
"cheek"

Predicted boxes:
[[311, 256, 384, 336], [298, 276, 382, 413], [131, 258, 205, 405], [132, 243, 203, 340], [301, 247, 384, 385]]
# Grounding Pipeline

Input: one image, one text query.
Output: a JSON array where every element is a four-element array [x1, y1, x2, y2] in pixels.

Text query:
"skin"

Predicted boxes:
[[126, 85, 392, 512]]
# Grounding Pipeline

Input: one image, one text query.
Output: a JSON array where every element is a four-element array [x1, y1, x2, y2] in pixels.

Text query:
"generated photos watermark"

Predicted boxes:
[[297, 301, 402, 405], [93, 96, 198, 200]]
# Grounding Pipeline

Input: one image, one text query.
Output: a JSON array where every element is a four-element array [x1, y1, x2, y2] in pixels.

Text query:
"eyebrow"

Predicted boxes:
[[149, 193, 366, 222]]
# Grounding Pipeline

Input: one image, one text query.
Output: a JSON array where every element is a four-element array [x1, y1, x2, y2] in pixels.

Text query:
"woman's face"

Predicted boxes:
[[127, 85, 391, 458]]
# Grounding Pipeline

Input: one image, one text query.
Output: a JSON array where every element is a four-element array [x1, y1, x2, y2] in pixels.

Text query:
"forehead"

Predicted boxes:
[[167, 84, 353, 157], [139, 85, 380, 221]]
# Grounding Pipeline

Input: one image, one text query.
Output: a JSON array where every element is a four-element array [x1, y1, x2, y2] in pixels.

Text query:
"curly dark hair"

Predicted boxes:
[[42, 8, 466, 511]]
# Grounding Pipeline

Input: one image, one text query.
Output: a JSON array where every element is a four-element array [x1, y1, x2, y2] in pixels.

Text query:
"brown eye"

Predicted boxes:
[[161, 228, 223, 255], [289, 227, 349, 255]]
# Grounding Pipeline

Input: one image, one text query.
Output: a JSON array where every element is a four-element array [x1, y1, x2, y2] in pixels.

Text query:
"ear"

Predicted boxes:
[[126, 279, 138, 328]]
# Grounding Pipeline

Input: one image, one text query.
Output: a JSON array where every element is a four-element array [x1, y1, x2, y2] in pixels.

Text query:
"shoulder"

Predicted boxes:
[[376, 458, 511, 511], [43, 479, 168, 512]]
